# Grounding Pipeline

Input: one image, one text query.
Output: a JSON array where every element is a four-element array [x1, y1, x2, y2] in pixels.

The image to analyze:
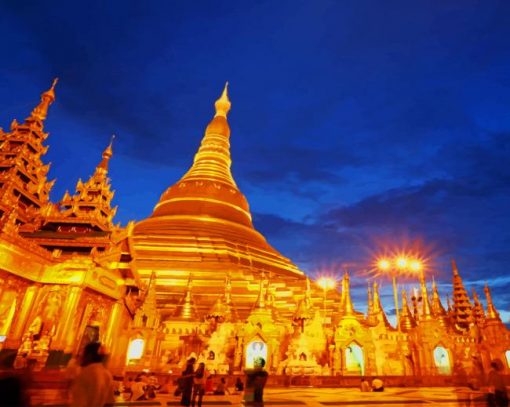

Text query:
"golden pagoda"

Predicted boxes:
[[132, 84, 307, 319]]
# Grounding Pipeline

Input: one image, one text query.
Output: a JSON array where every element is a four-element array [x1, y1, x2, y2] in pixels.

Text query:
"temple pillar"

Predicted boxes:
[[56, 286, 83, 352], [7, 284, 39, 347], [103, 300, 124, 352]]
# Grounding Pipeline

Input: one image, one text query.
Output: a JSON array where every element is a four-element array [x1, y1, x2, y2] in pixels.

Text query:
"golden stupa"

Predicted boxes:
[[133, 84, 306, 318]]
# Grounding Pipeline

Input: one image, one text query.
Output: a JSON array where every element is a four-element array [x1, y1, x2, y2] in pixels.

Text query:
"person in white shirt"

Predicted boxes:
[[70, 342, 114, 407]]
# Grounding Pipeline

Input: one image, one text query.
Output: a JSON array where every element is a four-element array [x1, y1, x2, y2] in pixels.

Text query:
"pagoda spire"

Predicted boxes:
[[58, 137, 117, 231], [180, 82, 236, 186], [371, 281, 391, 328], [207, 273, 236, 323], [431, 278, 448, 325], [419, 274, 433, 321], [471, 288, 485, 325], [0, 79, 57, 225], [451, 259, 473, 330], [27, 78, 58, 123], [254, 272, 268, 310], [176, 274, 195, 320], [340, 273, 355, 316], [399, 289, 417, 331], [484, 283, 500, 321]]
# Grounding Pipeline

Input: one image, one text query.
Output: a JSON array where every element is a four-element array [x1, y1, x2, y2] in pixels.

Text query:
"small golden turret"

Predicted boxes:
[[451, 259, 473, 330], [431, 278, 448, 326], [471, 288, 485, 325], [340, 273, 355, 317], [176, 275, 195, 320], [484, 283, 500, 321], [419, 274, 433, 321], [399, 289, 417, 331]]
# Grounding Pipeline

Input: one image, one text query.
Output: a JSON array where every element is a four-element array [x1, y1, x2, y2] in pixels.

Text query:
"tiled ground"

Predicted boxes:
[[159, 387, 487, 406], [32, 386, 491, 406]]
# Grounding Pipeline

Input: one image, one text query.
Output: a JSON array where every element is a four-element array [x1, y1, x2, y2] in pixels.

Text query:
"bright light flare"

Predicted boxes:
[[317, 276, 336, 290], [377, 259, 391, 271], [409, 260, 422, 273], [396, 257, 408, 269]]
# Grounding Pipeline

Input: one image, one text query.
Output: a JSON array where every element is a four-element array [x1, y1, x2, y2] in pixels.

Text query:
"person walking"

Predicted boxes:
[[70, 342, 114, 407], [180, 357, 196, 406], [487, 359, 509, 407], [244, 357, 268, 407], [192, 362, 206, 407]]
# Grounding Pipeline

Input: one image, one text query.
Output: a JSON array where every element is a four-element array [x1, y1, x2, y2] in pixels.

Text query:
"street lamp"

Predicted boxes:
[[317, 276, 336, 317], [376, 256, 423, 331]]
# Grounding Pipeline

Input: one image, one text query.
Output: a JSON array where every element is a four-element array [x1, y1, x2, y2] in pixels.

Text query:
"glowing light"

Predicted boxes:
[[317, 276, 336, 290], [377, 259, 391, 271], [396, 257, 408, 269], [409, 260, 422, 273], [126, 338, 145, 364]]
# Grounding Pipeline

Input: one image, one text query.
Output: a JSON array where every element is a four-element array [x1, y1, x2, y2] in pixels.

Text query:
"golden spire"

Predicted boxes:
[[371, 281, 391, 328], [255, 273, 267, 310], [484, 283, 500, 321], [471, 288, 485, 325], [179, 83, 236, 186], [214, 82, 231, 118], [177, 274, 195, 320], [29, 78, 58, 122], [431, 278, 447, 316], [420, 274, 433, 321], [340, 273, 355, 316], [399, 289, 416, 331], [451, 259, 473, 329], [367, 282, 373, 315], [97, 135, 114, 173]]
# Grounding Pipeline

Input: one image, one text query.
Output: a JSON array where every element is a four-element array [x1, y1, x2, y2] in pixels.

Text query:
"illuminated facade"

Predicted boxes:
[[0, 81, 509, 381]]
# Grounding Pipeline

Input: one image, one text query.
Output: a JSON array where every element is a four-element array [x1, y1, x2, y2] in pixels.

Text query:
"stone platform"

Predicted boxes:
[[33, 387, 494, 407]]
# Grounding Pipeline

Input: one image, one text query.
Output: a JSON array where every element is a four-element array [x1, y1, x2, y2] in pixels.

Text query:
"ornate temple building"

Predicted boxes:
[[0, 80, 509, 382]]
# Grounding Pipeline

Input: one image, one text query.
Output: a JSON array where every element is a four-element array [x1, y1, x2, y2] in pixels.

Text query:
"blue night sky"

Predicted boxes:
[[1, 1, 509, 323]]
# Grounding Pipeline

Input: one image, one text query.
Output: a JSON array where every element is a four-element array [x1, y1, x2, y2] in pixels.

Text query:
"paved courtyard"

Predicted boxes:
[[159, 387, 487, 406]]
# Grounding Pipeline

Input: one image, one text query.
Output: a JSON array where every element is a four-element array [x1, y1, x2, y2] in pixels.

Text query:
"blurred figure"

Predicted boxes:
[[205, 375, 214, 394], [180, 357, 196, 406], [192, 362, 206, 407], [360, 377, 371, 392], [213, 377, 230, 395], [234, 377, 244, 393], [0, 374, 29, 407], [131, 374, 147, 401], [70, 342, 114, 407], [487, 359, 508, 407], [371, 377, 384, 392], [245, 357, 268, 407]]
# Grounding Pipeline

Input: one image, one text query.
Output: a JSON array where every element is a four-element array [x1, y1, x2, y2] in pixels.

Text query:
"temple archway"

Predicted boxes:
[[245, 339, 267, 369], [345, 342, 364, 375], [126, 337, 145, 365], [505, 350, 510, 368], [433, 346, 451, 375]]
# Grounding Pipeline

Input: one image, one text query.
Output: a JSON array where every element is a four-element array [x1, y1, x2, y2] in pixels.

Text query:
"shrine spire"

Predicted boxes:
[[214, 82, 231, 118], [484, 283, 501, 321], [28, 78, 58, 123]]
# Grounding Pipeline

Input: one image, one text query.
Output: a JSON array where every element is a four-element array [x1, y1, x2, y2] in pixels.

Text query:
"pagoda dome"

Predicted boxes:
[[132, 84, 303, 317]]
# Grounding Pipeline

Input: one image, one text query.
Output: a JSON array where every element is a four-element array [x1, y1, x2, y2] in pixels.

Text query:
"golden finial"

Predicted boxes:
[[29, 78, 59, 121], [341, 273, 355, 316], [451, 259, 459, 276], [97, 135, 114, 173], [214, 82, 231, 118], [484, 283, 500, 320]]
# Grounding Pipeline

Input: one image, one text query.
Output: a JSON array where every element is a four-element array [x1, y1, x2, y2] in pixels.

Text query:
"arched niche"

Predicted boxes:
[[345, 342, 364, 375], [126, 337, 145, 365], [245, 338, 267, 369], [505, 350, 510, 369], [433, 346, 451, 375]]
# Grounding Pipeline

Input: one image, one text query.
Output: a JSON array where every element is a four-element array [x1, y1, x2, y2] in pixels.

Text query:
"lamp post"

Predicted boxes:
[[317, 276, 336, 319], [377, 256, 423, 331]]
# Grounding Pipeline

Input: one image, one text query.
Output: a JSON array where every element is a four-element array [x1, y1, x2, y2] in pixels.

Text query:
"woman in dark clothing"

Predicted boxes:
[[180, 358, 196, 407]]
